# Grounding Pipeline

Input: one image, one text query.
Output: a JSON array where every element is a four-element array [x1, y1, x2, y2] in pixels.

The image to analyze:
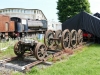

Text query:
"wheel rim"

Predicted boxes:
[[55, 30, 62, 49], [44, 30, 55, 49], [71, 30, 77, 48], [78, 29, 83, 45], [61, 29, 70, 50], [55, 30, 62, 44], [35, 43, 47, 60], [14, 41, 25, 56]]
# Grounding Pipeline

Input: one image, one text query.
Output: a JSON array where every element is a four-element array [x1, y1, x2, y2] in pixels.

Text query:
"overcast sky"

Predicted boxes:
[[0, 0, 99, 21]]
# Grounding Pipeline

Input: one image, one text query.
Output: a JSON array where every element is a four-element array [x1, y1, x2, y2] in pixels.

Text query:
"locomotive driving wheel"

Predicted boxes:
[[14, 41, 25, 57], [78, 29, 83, 45], [35, 43, 47, 60], [70, 29, 77, 48], [44, 30, 55, 49], [61, 29, 70, 50], [55, 30, 62, 49]]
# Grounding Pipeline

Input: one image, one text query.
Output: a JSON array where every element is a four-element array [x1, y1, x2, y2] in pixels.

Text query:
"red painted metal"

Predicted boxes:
[[0, 14, 15, 32], [83, 33, 93, 38], [9, 21, 15, 32]]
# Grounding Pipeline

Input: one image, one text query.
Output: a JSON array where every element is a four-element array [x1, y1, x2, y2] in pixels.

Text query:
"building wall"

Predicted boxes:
[[0, 8, 47, 20], [48, 20, 62, 31]]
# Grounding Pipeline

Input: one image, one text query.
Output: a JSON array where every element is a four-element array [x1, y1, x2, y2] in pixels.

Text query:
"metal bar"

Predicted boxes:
[[4, 56, 18, 62], [50, 38, 60, 40], [24, 60, 43, 70], [53, 51, 63, 57]]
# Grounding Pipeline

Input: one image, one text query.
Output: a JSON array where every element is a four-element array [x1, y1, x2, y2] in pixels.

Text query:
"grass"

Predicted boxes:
[[0, 46, 15, 59], [26, 44, 100, 75], [0, 40, 18, 59], [38, 38, 44, 43], [0, 39, 17, 49]]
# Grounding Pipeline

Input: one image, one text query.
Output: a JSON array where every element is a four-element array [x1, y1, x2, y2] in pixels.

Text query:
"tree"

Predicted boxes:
[[57, 0, 91, 23]]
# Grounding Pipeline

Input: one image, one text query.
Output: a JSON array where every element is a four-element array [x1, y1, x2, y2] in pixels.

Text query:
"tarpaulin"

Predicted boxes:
[[94, 12, 100, 18], [62, 11, 100, 38]]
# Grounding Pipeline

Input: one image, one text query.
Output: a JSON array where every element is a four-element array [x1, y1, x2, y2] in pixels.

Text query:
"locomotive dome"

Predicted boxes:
[[0, 8, 47, 20]]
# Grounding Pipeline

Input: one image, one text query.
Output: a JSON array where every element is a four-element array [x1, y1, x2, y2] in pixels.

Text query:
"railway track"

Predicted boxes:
[[0, 42, 93, 73]]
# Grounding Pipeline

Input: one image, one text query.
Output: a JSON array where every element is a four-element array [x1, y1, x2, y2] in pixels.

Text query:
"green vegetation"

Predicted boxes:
[[0, 40, 18, 59], [0, 46, 15, 60], [26, 44, 100, 75], [1, 41, 100, 75], [57, 0, 91, 22], [38, 38, 44, 43]]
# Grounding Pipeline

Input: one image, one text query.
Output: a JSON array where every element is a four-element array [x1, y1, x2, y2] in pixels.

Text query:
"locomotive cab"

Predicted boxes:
[[10, 17, 28, 38]]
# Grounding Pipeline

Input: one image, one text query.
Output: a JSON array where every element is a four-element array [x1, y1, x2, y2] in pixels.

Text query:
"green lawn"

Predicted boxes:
[[26, 44, 100, 75], [0, 46, 15, 60], [0, 40, 17, 59]]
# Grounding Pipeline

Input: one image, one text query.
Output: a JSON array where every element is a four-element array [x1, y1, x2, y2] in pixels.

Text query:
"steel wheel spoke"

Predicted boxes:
[[78, 29, 83, 45], [44, 30, 55, 48], [65, 37, 69, 42], [61, 29, 70, 49], [35, 43, 47, 60], [55, 30, 62, 45], [14, 41, 25, 56], [71, 30, 77, 48], [71, 36, 76, 42]]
